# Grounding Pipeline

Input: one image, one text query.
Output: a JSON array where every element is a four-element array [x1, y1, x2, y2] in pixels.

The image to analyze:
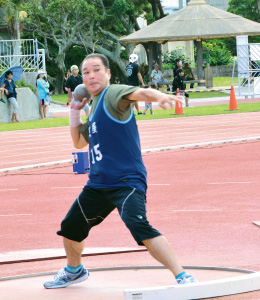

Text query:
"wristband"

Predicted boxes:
[[69, 108, 82, 127]]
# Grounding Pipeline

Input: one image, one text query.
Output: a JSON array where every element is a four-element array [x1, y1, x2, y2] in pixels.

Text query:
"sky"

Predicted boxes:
[[161, 0, 179, 7]]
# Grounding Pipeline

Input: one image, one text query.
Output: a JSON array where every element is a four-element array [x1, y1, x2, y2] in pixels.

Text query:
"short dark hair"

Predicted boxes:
[[177, 68, 184, 75], [5, 70, 13, 78], [81, 53, 109, 71], [175, 58, 182, 64]]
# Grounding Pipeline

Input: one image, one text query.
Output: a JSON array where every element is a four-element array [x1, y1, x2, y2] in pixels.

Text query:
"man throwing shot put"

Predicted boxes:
[[44, 53, 197, 289]]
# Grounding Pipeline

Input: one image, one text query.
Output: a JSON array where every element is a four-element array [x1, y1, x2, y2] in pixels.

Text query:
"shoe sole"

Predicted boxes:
[[44, 271, 89, 289]]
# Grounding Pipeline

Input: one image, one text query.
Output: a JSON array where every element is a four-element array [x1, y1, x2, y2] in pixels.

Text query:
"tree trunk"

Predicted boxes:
[[195, 40, 204, 81], [146, 1, 165, 74], [55, 69, 65, 94], [13, 20, 20, 40], [114, 58, 128, 84], [257, 0, 260, 21], [54, 53, 66, 94], [147, 42, 156, 75], [155, 43, 162, 67]]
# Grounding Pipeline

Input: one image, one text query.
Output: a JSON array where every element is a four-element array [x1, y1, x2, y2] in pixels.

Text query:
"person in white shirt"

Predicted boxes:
[[151, 63, 170, 91]]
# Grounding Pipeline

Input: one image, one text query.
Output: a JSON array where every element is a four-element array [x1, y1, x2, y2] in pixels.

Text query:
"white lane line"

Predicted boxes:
[[172, 209, 222, 212], [51, 186, 82, 189], [1, 148, 75, 159], [0, 155, 71, 167], [208, 182, 251, 184], [0, 214, 33, 217], [52, 185, 170, 189], [0, 159, 71, 173], [0, 189, 18, 192], [0, 141, 72, 153], [141, 136, 260, 153], [149, 184, 170, 186]]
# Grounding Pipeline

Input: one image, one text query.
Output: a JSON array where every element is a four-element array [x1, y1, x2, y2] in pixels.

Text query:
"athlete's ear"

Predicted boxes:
[[107, 68, 111, 80]]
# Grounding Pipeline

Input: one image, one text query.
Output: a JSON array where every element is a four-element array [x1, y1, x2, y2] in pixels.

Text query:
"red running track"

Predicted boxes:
[[1, 113, 260, 299], [1, 112, 260, 171], [1, 142, 260, 275]]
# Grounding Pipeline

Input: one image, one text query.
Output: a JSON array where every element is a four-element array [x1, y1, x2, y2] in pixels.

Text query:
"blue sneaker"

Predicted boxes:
[[176, 274, 198, 285], [44, 267, 89, 289]]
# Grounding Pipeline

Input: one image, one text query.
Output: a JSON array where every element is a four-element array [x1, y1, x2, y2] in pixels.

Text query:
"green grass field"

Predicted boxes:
[[189, 91, 228, 98], [53, 90, 229, 103], [1, 102, 259, 132], [0, 76, 256, 132], [213, 76, 238, 87], [52, 77, 236, 104]]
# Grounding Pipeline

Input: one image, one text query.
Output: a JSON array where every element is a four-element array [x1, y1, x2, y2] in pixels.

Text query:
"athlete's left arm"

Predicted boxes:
[[123, 88, 182, 110]]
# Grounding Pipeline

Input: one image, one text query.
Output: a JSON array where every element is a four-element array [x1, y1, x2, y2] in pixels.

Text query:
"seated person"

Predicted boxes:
[[0, 87, 7, 103], [172, 68, 190, 107], [151, 63, 170, 91], [183, 62, 195, 88]]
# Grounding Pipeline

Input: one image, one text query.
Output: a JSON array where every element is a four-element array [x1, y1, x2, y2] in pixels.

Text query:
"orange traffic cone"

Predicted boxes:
[[175, 88, 184, 115], [229, 85, 238, 111]]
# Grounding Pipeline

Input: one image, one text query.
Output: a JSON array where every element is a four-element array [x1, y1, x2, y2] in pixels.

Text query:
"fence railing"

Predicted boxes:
[[0, 39, 45, 73], [236, 42, 260, 97]]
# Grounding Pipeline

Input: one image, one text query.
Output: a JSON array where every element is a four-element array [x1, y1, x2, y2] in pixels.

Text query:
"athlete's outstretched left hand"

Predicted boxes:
[[157, 94, 182, 110], [124, 88, 183, 110]]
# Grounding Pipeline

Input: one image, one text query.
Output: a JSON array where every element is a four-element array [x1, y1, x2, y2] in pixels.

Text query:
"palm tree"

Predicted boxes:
[[1, 0, 26, 40]]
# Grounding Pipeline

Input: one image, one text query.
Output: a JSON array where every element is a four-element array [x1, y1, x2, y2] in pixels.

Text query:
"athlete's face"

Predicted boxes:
[[82, 58, 111, 97]]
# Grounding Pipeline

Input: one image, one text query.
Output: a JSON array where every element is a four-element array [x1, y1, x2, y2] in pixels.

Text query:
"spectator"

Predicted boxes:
[[183, 62, 195, 89], [36, 70, 50, 119], [65, 65, 83, 106], [1, 71, 19, 122], [173, 58, 183, 78], [143, 100, 154, 115], [0, 87, 7, 103], [126, 54, 145, 115], [64, 69, 72, 93], [151, 63, 170, 91], [172, 68, 190, 107]]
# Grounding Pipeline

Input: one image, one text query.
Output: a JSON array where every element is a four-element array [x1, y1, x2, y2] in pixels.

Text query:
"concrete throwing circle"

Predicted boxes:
[[0, 265, 260, 300]]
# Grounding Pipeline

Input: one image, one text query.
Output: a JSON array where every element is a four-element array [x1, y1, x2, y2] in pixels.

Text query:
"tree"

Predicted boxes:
[[22, 0, 100, 93], [21, 0, 154, 93], [1, 0, 27, 39], [201, 40, 234, 66], [227, 0, 260, 44], [228, 0, 259, 22]]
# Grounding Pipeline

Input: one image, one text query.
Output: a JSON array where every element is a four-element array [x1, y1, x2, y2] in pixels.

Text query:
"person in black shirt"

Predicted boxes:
[[173, 58, 182, 78], [126, 54, 145, 115], [172, 68, 190, 107], [65, 65, 83, 106]]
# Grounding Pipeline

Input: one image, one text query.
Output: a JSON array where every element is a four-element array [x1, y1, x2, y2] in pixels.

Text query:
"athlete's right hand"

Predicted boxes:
[[70, 98, 88, 110]]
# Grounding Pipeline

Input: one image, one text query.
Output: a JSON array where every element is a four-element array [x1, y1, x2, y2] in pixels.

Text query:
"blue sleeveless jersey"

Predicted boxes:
[[86, 86, 147, 195]]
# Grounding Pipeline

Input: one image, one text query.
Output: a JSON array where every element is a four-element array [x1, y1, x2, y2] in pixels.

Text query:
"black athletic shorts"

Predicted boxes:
[[57, 186, 161, 245]]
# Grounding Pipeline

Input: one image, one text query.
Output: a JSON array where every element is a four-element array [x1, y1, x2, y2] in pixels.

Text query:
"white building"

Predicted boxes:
[[186, 0, 229, 10]]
